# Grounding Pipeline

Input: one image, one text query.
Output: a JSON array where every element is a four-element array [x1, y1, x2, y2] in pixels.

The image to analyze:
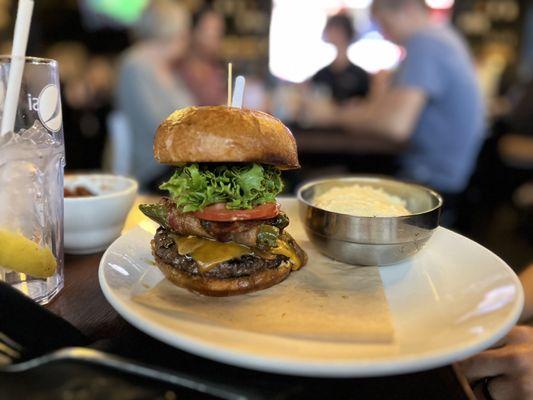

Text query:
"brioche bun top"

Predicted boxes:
[[154, 106, 300, 169]]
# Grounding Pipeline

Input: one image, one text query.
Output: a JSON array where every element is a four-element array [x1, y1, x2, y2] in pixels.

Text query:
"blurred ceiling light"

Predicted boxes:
[[327, 0, 373, 8], [346, 0, 373, 8], [348, 32, 402, 73], [425, 0, 454, 9], [86, 0, 149, 25]]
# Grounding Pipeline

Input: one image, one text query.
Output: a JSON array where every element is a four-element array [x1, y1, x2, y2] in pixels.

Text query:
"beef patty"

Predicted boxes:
[[153, 228, 288, 279]]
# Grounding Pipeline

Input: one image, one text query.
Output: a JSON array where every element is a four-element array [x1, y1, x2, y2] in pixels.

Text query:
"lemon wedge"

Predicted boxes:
[[0, 229, 57, 278]]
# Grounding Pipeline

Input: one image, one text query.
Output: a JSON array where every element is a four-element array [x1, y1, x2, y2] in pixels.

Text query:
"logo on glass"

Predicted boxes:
[[27, 84, 62, 132]]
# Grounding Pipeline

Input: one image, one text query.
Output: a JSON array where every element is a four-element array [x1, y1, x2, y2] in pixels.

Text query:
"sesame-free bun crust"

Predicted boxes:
[[153, 253, 292, 297], [154, 106, 300, 169]]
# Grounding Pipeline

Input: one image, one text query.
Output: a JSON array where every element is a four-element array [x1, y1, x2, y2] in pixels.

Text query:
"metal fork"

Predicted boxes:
[[0, 331, 23, 364], [0, 331, 252, 400]]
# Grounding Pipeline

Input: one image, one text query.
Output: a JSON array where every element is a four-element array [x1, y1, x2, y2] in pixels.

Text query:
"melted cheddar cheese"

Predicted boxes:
[[271, 239, 302, 270], [171, 235, 302, 273], [173, 236, 252, 272]]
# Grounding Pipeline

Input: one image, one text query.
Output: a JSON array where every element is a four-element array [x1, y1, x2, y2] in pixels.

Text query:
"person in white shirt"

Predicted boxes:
[[116, 0, 196, 190]]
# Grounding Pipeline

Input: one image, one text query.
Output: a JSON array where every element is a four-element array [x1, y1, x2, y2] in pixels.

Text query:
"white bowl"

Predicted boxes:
[[64, 174, 138, 255]]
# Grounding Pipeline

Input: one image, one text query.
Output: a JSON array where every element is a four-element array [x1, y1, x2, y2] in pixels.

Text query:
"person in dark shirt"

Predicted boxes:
[[312, 13, 369, 103]]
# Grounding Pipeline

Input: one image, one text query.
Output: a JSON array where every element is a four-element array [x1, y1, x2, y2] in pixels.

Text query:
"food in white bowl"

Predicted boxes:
[[64, 174, 138, 254]]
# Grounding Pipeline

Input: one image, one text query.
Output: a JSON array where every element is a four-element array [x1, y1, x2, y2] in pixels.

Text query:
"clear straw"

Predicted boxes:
[[231, 76, 246, 108], [0, 0, 34, 136]]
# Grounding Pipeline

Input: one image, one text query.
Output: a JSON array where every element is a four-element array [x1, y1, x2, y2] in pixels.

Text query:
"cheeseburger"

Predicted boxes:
[[140, 106, 308, 297]]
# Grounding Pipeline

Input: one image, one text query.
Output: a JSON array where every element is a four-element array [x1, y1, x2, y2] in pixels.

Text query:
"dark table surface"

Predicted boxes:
[[42, 250, 475, 400], [291, 128, 399, 155]]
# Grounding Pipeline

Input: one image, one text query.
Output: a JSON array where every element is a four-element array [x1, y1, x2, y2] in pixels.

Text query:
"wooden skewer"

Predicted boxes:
[[227, 62, 232, 107]]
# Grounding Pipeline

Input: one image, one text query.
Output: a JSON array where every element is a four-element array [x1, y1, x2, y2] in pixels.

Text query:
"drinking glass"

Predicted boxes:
[[0, 56, 65, 304]]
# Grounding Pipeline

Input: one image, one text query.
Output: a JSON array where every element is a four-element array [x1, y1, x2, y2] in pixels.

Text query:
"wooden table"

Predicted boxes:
[[45, 200, 475, 399]]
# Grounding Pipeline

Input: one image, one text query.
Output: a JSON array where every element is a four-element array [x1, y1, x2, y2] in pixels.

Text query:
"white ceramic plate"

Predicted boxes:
[[99, 199, 523, 377]]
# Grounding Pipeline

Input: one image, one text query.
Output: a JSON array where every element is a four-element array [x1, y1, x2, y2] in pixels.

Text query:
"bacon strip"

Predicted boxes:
[[141, 198, 288, 248], [168, 210, 262, 246]]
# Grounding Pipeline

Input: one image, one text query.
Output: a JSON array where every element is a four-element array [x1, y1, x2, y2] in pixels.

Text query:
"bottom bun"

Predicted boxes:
[[153, 254, 292, 297]]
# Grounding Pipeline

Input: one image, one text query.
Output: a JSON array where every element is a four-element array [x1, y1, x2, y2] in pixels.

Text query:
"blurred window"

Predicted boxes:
[[269, 0, 401, 82]]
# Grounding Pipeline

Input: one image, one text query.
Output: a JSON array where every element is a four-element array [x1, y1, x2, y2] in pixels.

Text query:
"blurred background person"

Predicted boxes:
[[311, 13, 370, 103], [116, 0, 195, 191], [179, 5, 226, 106], [307, 0, 485, 225]]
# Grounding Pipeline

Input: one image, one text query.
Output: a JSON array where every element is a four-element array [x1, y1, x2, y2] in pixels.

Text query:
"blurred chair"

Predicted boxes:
[[103, 111, 133, 176], [499, 134, 533, 169]]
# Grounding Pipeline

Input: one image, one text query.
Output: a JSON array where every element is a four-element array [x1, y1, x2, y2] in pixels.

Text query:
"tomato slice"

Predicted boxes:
[[192, 202, 280, 221]]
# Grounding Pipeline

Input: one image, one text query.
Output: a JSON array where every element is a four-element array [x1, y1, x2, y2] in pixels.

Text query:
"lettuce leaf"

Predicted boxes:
[[160, 163, 284, 212]]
